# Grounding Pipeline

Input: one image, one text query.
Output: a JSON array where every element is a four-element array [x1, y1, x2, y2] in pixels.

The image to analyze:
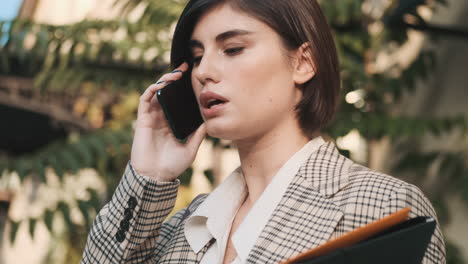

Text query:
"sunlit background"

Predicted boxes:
[[1, 0, 468, 263]]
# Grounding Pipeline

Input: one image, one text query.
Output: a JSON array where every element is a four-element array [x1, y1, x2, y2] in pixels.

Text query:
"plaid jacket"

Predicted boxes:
[[81, 142, 446, 264]]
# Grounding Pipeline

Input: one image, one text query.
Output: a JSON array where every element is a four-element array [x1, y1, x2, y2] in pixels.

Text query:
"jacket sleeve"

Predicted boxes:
[[383, 183, 446, 264], [80, 162, 185, 264]]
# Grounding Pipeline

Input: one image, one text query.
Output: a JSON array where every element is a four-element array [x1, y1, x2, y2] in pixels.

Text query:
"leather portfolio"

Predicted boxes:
[[282, 208, 436, 264]]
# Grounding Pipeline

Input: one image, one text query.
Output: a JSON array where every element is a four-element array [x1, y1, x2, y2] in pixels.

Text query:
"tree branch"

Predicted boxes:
[[0, 75, 91, 131]]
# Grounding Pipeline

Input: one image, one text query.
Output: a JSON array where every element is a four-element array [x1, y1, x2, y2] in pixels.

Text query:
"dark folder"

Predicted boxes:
[[282, 208, 436, 264]]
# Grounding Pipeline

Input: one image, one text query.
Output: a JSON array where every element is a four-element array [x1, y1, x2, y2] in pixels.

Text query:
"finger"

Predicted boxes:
[[145, 80, 177, 107], [141, 62, 189, 102], [155, 62, 189, 86], [140, 73, 181, 103], [186, 123, 206, 149], [149, 92, 160, 109], [173, 62, 189, 74], [138, 85, 164, 117], [139, 62, 190, 112], [154, 62, 190, 83], [140, 83, 162, 102]]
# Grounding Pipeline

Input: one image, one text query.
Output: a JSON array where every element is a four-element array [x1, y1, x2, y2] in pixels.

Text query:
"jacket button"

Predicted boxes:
[[115, 230, 125, 243], [124, 208, 133, 220], [128, 197, 137, 209], [120, 220, 130, 231]]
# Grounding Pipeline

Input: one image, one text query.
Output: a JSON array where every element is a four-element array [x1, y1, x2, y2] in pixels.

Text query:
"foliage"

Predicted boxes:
[[0, 0, 187, 244], [0, 0, 467, 262]]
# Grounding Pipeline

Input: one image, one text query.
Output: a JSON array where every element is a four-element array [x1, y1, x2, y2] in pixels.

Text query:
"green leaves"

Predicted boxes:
[[28, 218, 38, 239], [179, 168, 193, 187], [1, 18, 165, 95], [446, 239, 465, 264], [77, 199, 91, 230], [9, 220, 20, 244], [1, 125, 133, 185], [58, 202, 74, 232], [8, 196, 102, 244], [320, 0, 364, 25], [396, 149, 468, 205], [0, 126, 132, 245], [43, 209, 55, 233], [328, 113, 466, 141], [204, 169, 215, 186]]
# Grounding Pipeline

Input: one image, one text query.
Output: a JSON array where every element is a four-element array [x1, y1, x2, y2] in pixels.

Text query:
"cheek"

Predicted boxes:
[[191, 76, 203, 102], [229, 52, 294, 113]]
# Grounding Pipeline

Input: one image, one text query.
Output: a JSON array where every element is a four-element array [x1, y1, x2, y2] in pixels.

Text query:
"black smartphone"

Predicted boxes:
[[156, 70, 204, 141]]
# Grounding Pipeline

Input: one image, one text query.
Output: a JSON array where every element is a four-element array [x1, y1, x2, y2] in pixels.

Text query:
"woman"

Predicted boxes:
[[81, 0, 446, 263]]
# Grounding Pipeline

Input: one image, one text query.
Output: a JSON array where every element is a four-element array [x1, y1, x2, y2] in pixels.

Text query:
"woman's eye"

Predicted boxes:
[[191, 56, 202, 66], [190, 47, 244, 66], [224, 47, 244, 55]]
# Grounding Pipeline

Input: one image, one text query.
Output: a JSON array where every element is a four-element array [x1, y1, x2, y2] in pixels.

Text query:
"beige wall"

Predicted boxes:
[[383, 0, 468, 260], [422, 0, 468, 260]]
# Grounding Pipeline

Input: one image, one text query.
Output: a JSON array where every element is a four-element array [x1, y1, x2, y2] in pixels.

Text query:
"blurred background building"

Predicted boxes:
[[0, 0, 467, 263]]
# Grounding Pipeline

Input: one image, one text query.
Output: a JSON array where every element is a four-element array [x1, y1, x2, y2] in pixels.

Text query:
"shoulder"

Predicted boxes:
[[330, 159, 446, 263], [302, 142, 424, 207], [305, 142, 433, 216], [325, 153, 437, 228], [299, 141, 436, 219], [336, 157, 437, 221], [346, 162, 413, 200]]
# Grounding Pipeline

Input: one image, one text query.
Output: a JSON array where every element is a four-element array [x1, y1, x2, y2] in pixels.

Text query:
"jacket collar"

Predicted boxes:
[[298, 142, 352, 197], [161, 142, 353, 263], [245, 142, 353, 263], [184, 167, 246, 253], [185, 137, 328, 256]]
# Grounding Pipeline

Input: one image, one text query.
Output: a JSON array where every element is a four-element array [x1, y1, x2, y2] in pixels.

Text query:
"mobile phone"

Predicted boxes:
[[156, 70, 204, 141]]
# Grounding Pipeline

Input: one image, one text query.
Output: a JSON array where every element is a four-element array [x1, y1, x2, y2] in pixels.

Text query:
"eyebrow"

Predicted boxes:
[[189, 29, 253, 50]]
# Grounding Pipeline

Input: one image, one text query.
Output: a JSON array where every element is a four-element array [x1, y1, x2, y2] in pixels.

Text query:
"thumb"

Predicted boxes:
[[186, 123, 207, 150]]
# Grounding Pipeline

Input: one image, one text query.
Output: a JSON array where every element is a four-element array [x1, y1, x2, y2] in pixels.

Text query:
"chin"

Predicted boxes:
[[204, 119, 243, 140], [205, 125, 233, 140], [205, 121, 263, 142]]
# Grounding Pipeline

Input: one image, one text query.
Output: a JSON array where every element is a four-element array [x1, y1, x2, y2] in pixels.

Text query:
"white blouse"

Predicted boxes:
[[184, 137, 325, 263]]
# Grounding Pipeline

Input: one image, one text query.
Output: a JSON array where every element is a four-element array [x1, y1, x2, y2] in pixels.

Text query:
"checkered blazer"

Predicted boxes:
[[81, 142, 446, 263]]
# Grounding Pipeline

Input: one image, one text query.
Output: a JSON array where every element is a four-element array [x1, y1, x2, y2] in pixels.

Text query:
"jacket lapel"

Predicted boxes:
[[246, 143, 353, 264], [158, 236, 213, 263], [158, 194, 213, 264]]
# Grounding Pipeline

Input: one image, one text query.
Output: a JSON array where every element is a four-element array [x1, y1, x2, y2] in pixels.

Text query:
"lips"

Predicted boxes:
[[199, 91, 229, 109]]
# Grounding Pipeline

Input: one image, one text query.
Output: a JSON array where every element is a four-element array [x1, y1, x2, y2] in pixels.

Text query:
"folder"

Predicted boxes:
[[282, 208, 436, 264]]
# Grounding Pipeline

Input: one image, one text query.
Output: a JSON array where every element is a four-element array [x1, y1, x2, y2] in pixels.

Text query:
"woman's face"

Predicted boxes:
[[190, 4, 303, 140]]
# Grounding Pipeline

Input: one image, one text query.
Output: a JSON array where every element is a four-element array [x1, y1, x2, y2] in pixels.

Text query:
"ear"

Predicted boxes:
[[292, 43, 316, 85]]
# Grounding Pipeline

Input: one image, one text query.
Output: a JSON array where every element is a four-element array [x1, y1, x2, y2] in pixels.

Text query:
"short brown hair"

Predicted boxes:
[[171, 0, 340, 137]]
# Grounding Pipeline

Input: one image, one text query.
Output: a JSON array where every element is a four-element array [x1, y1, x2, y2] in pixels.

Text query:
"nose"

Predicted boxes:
[[192, 51, 221, 87]]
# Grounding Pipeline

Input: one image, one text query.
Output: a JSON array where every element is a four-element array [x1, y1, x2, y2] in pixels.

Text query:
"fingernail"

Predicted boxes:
[[171, 70, 182, 73]]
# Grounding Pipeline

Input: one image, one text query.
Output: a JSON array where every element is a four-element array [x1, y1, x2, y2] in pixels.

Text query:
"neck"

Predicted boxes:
[[233, 121, 310, 206]]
